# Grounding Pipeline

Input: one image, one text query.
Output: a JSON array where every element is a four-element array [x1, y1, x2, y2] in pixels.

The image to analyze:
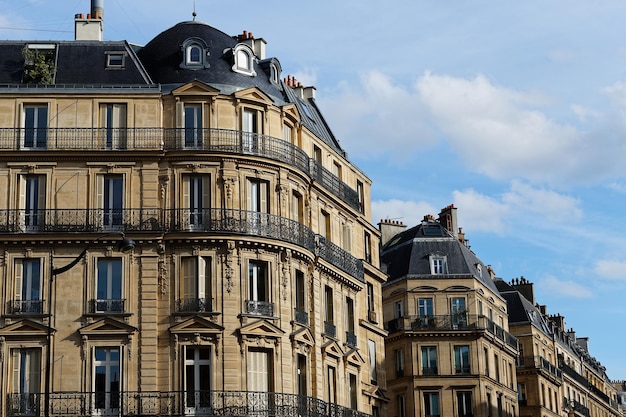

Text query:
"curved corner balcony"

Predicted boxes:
[[7, 390, 372, 417], [0, 208, 364, 282], [0, 128, 361, 211]]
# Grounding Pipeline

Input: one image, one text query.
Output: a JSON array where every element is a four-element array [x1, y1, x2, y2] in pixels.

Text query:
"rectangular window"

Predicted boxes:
[[394, 300, 404, 318], [93, 347, 120, 411], [349, 373, 357, 410], [319, 210, 330, 240], [247, 349, 272, 392], [332, 161, 342, 179], [106, 53, 125, 68], [327, 366, 337, 405], [184, 346, 211, 412], [356, 180, 365, 214], [295, 270, 305, 311], [19, 175, 46, 232], [346, 297, 355, 347], [454, 345, 470, 374], [283, 123, 293, 143], [11, 348, 41, 414], [364, 231, 372, 263], [494, 353, 500, 382], [324, 286, 335, 337], [242, 108, 261, 152], [430, 255, 447, 274], [368, 339, 377, 384], [23, 105, 48, 149], [517, 383, 526, 402], [292, 191, 304, 223], [248, 179, 269, 213], [98, 175, 124, 230], [423, 392, 440, 417], [313, 145, 322, 164], [484, 347, 490, 376], [395, 349, 404, 377], [421, 346, 438, 375], [13, 258, 42, 314], [96, 258, 123, 313], [297, 354, 307, 397], [180, 257, 211, 313], [418, 297, 433, 317], [183, 175, 210, 229], [397, 395, 406, 417], [184, 104, 203, 148], [100, 103, 127, 149], [457, 391, 472, 417], [451, 297, 467, 328], [341, 221, 351, 251], [248, 261, 271, 316]]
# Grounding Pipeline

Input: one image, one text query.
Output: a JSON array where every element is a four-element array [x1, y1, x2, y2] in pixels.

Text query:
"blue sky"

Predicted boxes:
[[3, 0, 626, 378]]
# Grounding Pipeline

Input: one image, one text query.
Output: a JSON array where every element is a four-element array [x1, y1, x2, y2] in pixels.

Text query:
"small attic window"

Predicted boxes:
[[232, 44, 256, 76], [105, 52, 126, 68], [429, 255, 448, 275], [181, 38, 209, 70], [270, 62, 279, 84]]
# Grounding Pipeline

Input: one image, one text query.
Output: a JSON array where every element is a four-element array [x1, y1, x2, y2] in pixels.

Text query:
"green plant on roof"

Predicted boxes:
[[22, 46, 56, 85]]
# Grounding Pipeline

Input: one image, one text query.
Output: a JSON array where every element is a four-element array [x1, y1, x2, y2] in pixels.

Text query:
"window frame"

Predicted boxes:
[[22, 104, 48, 149], [421, 345, 438, 375], [179, 256, 212, 313], [232, 44, 256, 76], [94, 258, 124, 313]]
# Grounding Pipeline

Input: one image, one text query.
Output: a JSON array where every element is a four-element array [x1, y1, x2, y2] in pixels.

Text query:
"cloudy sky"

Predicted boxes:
[[3, 0, 626, 378]]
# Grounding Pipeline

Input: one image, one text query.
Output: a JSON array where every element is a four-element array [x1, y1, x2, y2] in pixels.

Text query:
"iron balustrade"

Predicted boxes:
[[455, 365, 471, 375], [422, 367, 438, 376], [245, 300, 274, 317], [7, 390, 371, 417], [345, 332, 357, 348], [560, 361, 591, 387], [8, 300, 44, 315], [385, 314, 518, 349], [563, 397, 590, 417], [324, 321, 337, 338], [90, 299, 125, 314], [517, 356, 562, 381], [0, 127, 360, 210], [294, 308, 309, 325], [176, 297, 212, 313], [0, 208, 365, 282]]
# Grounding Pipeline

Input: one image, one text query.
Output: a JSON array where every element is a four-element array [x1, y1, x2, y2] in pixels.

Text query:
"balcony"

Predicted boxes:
[[517, 356, 562, 382], [345, 331, 357, 348], [0, 128, 361, 211], [6, 390, 372, 417], [455, 365, 471, 375], [0, 208, 365, 282], [7, 300, 44, 315], [324, 321, 336, 338], [245, 300, 274, 317], [422, 367, 438, 376], [294, 308, 309, 325], [385, 314, 518, 350], [563, 397, 590, 417], [90, 299, 125, 314], [176, 298, 212, 313]]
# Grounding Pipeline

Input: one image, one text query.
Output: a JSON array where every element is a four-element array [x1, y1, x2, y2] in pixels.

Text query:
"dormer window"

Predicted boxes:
[[105, 52, 126, 69], [180, 38, 209, 69], [232, 44, 256, 76], [429, 255, 448, 275]]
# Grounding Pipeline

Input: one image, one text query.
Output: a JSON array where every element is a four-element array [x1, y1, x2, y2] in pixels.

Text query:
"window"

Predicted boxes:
[[11, 348, 41, 414], [494, 353, 500, 382], [456, 392, 472, 417], [93, 347, 120, 411], [418, 298, 433, 317], [183, 346, 211, 413], [429, 255, 447, 274], [346, 297, 355, 347], [292, 191, 304, 223], [356, 180, 365, 214], [242, 107, 261, 152], [95, 258, 123, 313], [341, 221, 351, 251], [19, 175, 45, 232], [188, 45, 202, 64], [295, 270, 306, 323], [23, 105, 48, 149], [397, 395, 406, 417], [349, 374, 358, 410], [283, 123, 293, 143], [423, 392, 440, 417], [396, 349, 404, 377], [517, 383, 526, 403], [98, 175, 124, 230], [296, 354, 307, 397], [421, 346, 438, 375], [454, 345, 470, 374], [179, 257, 211, 313], [364, 232, 372, 263], [248, 178, 269, 213], [484, 347, 490, 376], [332, 161, 342, 179], [394, 300, 404, 318], [327, 366, 337, 405], [324, 286, 335, 337], [319, 210, 330, 240], [313, 145, 322, 164], [181, 38, 209, 69], [233, 45, 256, 75], [100, 103, 127, 149], [486, 393, 492, 417], [184, 104, 203, 148], [248, 348, 272, 391], [183, 175, 210, 229], [105, 52, 125, 68], [368, 339, 377, 384], [247, 261, 271, 316], [451, 297, 467, 328], [13, 258, 42, 314]]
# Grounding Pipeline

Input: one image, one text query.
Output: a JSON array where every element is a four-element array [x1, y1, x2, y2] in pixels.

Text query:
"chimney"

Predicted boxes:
[[511, 276, 535, 304], [548, 314, 566, 331], [438, 204, 458, 238], [238, 31, 267, 60], [75, 1, 103, 41], [576, 337, 589, 352], [378, 219, 407, 247]]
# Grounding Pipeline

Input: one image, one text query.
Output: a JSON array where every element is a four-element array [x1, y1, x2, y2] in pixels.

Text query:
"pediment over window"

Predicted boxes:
[[79, 317, 137, 338], [444, 285, 472, 292], [238, 319, 285, 340], [344, 347, 365, 367], [290, 326, 314, 348], [172, 80, 220, 96], [409, 285, 439, 292], [0, 318, 50, 338], [321, 339, 344, 359], [233, 87, 273, 106], [281, 104, 300, 123], [169, 316, 224, 336], [364, 385, 390, 402]]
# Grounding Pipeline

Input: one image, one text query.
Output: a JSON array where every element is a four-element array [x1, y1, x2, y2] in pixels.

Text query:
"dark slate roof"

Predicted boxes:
[[380, 220, 501, 296], [137, 21, 346, 155], [0, 41, 152, 85], [494, 278, 553, 337]]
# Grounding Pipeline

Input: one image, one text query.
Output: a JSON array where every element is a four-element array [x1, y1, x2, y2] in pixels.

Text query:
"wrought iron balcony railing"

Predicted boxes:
[[324, 321, 336, 338], [7, 300, 44, 315], [422, 366, 438, 376], [294, 308, 309, 325], [563, 397, 590, 417], [245, 300, 274, 317], [176, 297, 212, 313], [0, 208, 365, 282], [6, 390, 372, 417], [517, 356, 562, 381], [90, 299, 125, 314], [0, 127, 361, 211], [385, 314, 518, 350], [345, 331, 357, 348]]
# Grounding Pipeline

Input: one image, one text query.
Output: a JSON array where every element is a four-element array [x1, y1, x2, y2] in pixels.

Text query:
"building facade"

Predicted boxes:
[[0, 2, 387, 417], [379, 206, 519, 417]]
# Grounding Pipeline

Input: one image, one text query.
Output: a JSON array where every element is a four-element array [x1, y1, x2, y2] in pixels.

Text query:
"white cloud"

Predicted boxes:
[[537, 274, 594, 299], [593, 260, 626, 281], [452, 189, 509, 234]]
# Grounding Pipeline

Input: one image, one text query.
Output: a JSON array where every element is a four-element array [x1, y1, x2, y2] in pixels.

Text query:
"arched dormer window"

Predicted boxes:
[[231, 44, 256, 76], [180, 38, 209, 69]]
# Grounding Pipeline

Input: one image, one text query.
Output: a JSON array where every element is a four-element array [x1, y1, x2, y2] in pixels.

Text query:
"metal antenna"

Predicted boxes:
[[192, 0, 197, 21]]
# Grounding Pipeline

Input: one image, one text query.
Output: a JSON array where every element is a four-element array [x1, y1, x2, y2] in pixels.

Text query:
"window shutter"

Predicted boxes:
[[18, 176, 26, 230], [12, 350, 20, 393], [176, 102, 185, 128], [182, 176, 190, 209], [201, 176, 210, 212], [181, 258, 196, 299], [37, 175, 46, 212], [259, 181, 268, 213], [247, 180, 254, 212], [197, 257, 206, 299], [14, 259, 23, 301]]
